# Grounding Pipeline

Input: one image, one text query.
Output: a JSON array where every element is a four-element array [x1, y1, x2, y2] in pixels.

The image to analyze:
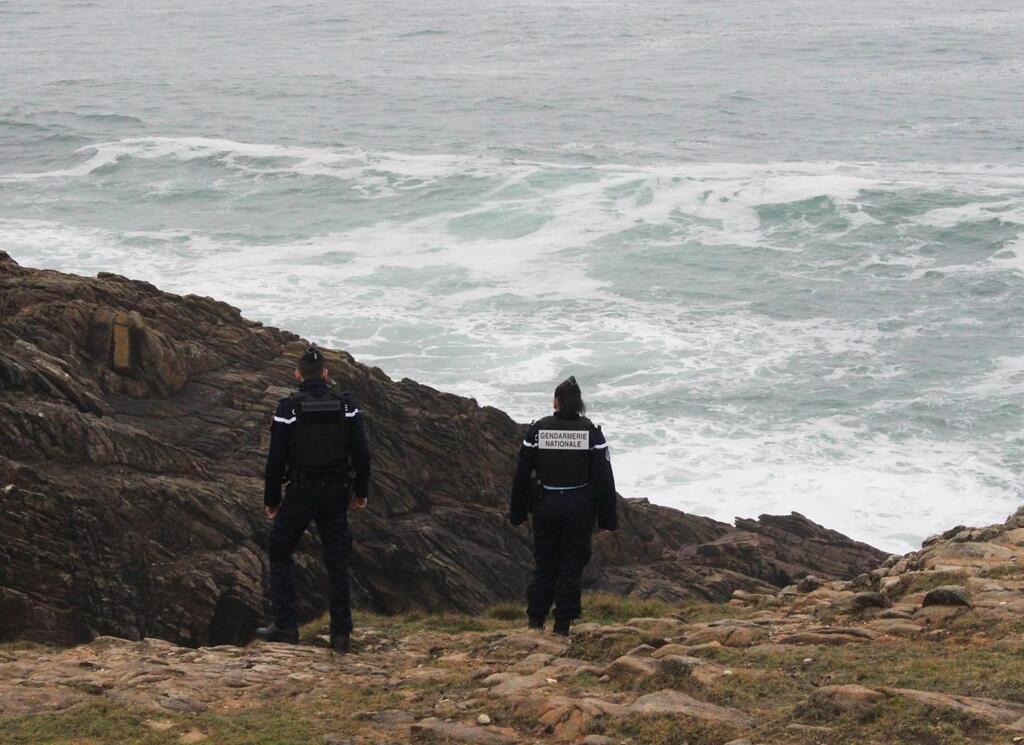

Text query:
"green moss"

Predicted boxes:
[[1, 686, 406, 745], [599, 714, 738, 745], [978, 564, 1024, 579], [580, 592, 678, 624], [675, 601, 749, 623], [0, 641, 56, 654], [485, 601, 523, 621], [906, 571, 969, 594], [790, 696, 992, 745]]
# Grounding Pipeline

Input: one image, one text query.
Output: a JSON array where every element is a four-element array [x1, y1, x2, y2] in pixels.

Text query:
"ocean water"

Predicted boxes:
[[2, 1, 1023, 553]]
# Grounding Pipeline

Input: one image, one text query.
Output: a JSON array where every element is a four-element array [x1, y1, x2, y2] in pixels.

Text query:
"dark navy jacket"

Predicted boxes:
[[263, 379, 371, 506], [509, 410, 617, 530]]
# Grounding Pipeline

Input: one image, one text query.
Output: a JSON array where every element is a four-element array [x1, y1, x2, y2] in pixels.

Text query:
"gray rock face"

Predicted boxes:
[[0, 252, 887, 646]]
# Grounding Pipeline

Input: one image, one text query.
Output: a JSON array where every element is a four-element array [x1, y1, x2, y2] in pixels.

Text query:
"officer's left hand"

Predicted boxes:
[[352, 496, 368, 511], [265, 504, 279, 520]]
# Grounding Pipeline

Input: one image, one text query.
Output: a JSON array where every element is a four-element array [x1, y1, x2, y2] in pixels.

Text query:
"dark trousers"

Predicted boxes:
[[527, 488, 596, 622], [268, 481, 352, 636]]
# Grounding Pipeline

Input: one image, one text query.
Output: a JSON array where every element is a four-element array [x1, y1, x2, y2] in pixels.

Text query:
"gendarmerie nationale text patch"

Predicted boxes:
[[538, 430, 590, 450]]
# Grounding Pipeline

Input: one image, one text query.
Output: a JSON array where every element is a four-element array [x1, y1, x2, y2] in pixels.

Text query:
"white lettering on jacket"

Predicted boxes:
[[537, 430, 589, 450]]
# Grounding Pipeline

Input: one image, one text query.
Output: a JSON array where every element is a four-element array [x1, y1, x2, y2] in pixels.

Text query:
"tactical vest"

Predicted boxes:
[[534, 414, 592, 488], [287, 390, 349, 479]]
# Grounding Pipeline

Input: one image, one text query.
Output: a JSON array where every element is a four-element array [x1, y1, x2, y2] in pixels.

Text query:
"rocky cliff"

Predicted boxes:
[[0, 253, 886, 647]]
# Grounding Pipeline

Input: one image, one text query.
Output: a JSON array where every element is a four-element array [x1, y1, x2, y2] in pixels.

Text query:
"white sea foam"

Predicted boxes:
[[3, 146, 1023, 554]]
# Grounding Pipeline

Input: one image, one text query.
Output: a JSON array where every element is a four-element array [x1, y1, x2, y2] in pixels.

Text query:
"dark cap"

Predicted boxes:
[[300, 345, 323, 364], [565, 375, 581, 392]]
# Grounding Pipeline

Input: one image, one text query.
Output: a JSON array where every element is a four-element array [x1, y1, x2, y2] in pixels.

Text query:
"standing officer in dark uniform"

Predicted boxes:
[[510, 376, 617, 636], [257, 346, 371, 653]]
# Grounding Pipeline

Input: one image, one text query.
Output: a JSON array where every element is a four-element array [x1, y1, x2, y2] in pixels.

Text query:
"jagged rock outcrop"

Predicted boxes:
[[0, 252, 886, 646]]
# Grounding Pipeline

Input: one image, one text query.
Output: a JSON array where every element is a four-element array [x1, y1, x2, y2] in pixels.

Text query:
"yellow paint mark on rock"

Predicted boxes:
[[112, 323, 131, 371]]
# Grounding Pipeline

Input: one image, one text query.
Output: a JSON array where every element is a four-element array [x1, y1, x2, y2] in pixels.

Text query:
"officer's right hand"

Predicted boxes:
[[265, 504, 279, 520], [352, 496, 368, 511]]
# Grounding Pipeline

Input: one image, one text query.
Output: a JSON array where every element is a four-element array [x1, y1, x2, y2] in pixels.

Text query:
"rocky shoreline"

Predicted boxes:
[[2, 507, 1022, 743], [2, 253, 1023, 743], [3, 250, 881, 647]]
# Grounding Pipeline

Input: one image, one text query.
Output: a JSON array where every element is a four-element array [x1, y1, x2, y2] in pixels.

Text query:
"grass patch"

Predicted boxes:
[[301, 593, 696, 641], [598, 714, 739, 745], [354, 609, 520, 636], [692, 636, 1024, 704], [674, 601, 749, 624], [1, 687, 404, 745], [790, 696, 992, 745], [0, 640, 55, 654], [978, 564, 1024, 580], [906, 571, 970, 594], [580, 593, 678, 624], [485, 601, 523, 621], [943, 607, 1024, 638]]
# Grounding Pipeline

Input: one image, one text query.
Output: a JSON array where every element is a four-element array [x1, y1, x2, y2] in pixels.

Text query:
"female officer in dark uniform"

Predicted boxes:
[[509, 376, 618, 635]]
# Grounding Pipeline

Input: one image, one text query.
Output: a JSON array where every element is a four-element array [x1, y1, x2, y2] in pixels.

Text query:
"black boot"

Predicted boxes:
[[553, 618, 571, 637], [330, 634, 351, 654], [255, 623, 299, 644], [528, 615, 545, 631]]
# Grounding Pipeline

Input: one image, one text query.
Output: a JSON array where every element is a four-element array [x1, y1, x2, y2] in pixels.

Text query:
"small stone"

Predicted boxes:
[[598, 674, 610, 683], [476, 713, 491, 726], [143, 720, 175, 732], [802, 658, 814, 665], [178, 731, 207, 744], [582, 736, 616, 745]]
